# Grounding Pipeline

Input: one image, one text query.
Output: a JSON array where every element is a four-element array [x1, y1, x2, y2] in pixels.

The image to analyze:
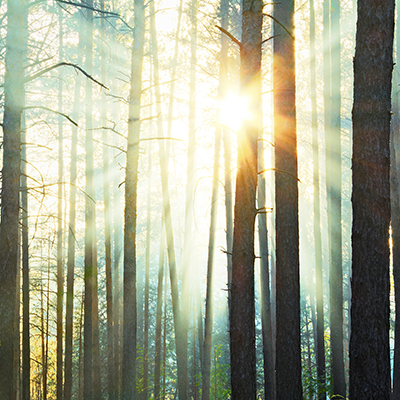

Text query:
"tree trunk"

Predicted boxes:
[[21, 110, 30, 400], [56, 10, 64, 400], [150, 2, 188, 398], [83, 0, 98, 396], [258, 148, 274, 399], [99, 1, 115, 397], [349, 0, 394, 397], [181, 0, 197, 394], [392, 5, 400, 399], [230, 0, 262, 397], [273, 0, 302, 397], [202, 95, 222, 400], [142, 143, 152, 400], [310, 0, 326, 397], [64, 22, 82, 400], [122, 0, 145, 396], [329, 0, 346, 396], [0, 0, 25, 395], [154, 222, 165, 400]]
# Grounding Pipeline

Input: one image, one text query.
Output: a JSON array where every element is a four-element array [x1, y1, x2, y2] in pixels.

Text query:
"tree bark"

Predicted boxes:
[[230, 0, 262, 397], [122, 0, 145, 396], [202, 93, 222, 400], [329, 0, 346, 396], [392, 5, 400, 399], [99, 1, 115, 397], [154, 222, 165, 400], [310, 0, 326, 397], [64, 22, 82, 400], [0, 0, 25, 395], [350, 0, 394, 398], [56, 10, 64, 400], [273, 0, 302, 397]]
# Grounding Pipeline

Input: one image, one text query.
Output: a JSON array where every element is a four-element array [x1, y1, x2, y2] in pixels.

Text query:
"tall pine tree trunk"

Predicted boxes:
[[392, 5, 400, 398], [273, 0, 302, 397], [122, 0, 145, 396], [230, 0, 262, 397], [310, 0, 326, 397], [329, 0, 346, 396], [64, 24, 82, 400], [56, 10, 64, 400], [350, 0, 394, 397], [202, 92, 222, 400], [83, 0, 95, 396], [0, 0, 25, 395]]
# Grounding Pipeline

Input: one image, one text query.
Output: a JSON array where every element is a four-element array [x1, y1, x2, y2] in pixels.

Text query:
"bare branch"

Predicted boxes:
[[262, 34, 280, 44], [215, 25, 242, 48], [263, 13, 295, 40], [24, 106, 78, 126], [24, 62, 109, 90]]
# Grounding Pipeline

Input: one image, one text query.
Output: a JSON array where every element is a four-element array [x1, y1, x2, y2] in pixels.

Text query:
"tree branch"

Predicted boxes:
[[24, 106, 78, 126], [215, 25, 242, 48], [24, 62, 109, 90], [263, 13, 295, 40]]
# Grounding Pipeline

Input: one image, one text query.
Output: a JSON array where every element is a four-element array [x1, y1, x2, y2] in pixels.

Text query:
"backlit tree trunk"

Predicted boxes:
[[230, 0, 262, 397], [0, 0, 25, 396], [273, 0, 302, 397], [350, 0, 394, 397], [122, 0, 145, 395]]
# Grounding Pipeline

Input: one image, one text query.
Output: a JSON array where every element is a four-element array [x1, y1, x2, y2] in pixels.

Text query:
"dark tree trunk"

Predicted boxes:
[[83, 0, 94, 396], [0, 0, 25, 396], [258, 147, 275, 399], [310, 0, 326, 397], [229, 0, 262, 397], [273, 0, 302, 397], [392, 6, 400, 399], [350, 0, 394, 397]]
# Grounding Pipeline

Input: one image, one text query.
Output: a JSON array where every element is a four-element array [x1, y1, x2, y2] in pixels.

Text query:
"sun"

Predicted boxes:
[[218, 92, 251, 132]]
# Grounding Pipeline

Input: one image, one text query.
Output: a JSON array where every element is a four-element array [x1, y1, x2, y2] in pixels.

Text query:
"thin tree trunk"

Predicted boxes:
[[392, 6, 400, 398], [150, 2, 188, 398], [202, 98, 222, 400], [310, 0, 326, 397], [142, 143, 152, 399], [100, 1, 115, 397], [181, 0, 197, 391], [122, 0, 145, 396], [64, 22, 82, 400], [273, 0, 302, 397], [329, 0, 345, 396], [258, 150, 274, 398], [162, 262, 168, 400], [230, 0, 262, 397], [78, 291, 84, 400], [154, 222, 165, 400], [56, 10, 64, 400], [22, 113, 30, 400], [349, 0, 394, 397], [84, 0, 95, 396], [0, 0, 25, 395]]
